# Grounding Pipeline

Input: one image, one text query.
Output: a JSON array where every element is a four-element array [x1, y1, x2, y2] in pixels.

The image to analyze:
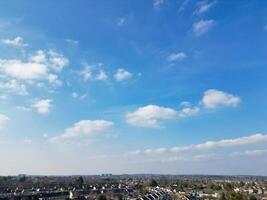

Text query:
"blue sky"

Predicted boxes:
[[0, 0, 267, 175]]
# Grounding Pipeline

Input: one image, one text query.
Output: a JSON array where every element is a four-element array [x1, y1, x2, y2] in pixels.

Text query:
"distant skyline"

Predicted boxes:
[[0, 0, 267, 175]]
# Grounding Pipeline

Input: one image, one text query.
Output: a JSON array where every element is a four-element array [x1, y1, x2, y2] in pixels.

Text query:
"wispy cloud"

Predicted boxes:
[[231, 149, 267, 157], [129, 133, 267, 156], [193, 19, 216, 36], [194, 0, 217, 15], [167, 52, 187, 62], [178, 0, 191, 13], [1, 36, 28, 47], [153, 0, 164, 9]]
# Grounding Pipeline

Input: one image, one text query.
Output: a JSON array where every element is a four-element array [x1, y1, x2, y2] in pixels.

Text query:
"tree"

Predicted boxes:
[[149, 179, 158, 187], [97, 194, 107, 200], [249, 194, 257, 200], [75, 176, 84, 188], [220, 192, 227, 200], [224, 182, 233, 191]]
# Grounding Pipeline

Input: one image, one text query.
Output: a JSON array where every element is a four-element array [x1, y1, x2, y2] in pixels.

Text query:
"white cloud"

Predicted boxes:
[[114, 68, 132, 81], [179, 106, 200, 117], [51, 120, 114, 141], [117, 18, 125, 27], [0, 59, 48, 80], [153, 0, 164, 9], [202, 89, 240, 109], [126, 105, 177, 128], [71, 92, 87, 100], [126, 89, 239, 128], [167, 52, 187, 62], [161, 154, 215, 163], [80, 65, 108, 81], [71, 92, 79, 98], [193, 19, 215, 36], [46, 50, 69, 72], [231, 149, 267, 157], [178, 0, 191, 13], [129, 133, 267, 156], [29, 50, 69, 72], [180, 101, 191, 107], [0, 79, 28, 96], [65, 39, 79, 45], [0, 114, 9, 126], [80, 65, 93, 81], [32, 99, 53, 114], [1, 36, 28, 47], [0, 49, 68, 87], [96, 70, 108, 81], [195, 1, 217, 15], [29, 50, 46, 63]]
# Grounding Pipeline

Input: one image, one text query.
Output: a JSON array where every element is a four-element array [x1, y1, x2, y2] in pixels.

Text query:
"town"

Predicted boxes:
[[0, 174, 267, 200]]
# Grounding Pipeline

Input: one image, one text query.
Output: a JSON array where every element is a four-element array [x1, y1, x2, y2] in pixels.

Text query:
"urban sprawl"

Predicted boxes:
[[0, 174, 267, 200]]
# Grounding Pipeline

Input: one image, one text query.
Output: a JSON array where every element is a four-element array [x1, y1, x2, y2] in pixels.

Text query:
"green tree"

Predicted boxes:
[[75, 176, 84, 188], [224, 182, 233, 191], [220, 192, 227, 200], [249, 194, 257, 200], [149, 179, 158, 187]]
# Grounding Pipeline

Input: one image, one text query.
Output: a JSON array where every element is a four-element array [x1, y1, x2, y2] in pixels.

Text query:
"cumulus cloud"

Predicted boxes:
[[0, 114, 9, 126], [167, 52, 187, 62], [179, 106, 200, 117], [129, 133, 267, 156], [0, 49, 68, 87], [193, 19, 215, 36], [0, 79, 28, 96], [202, 89, 240, 109], [51, 120, 114, 141], [114, 68, 132, 81], [29, 50, 69, 72], [96, 70, 108, 81], [0, 59, 48, 80], [1, 36, 28, 47], [80, 65, 108, 81], [32, 99, 53, 114], [126, 105, 177, 128], [80, 65, 92, 81], [126, 89, 239, 128], [195, 0, 217, 15]]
